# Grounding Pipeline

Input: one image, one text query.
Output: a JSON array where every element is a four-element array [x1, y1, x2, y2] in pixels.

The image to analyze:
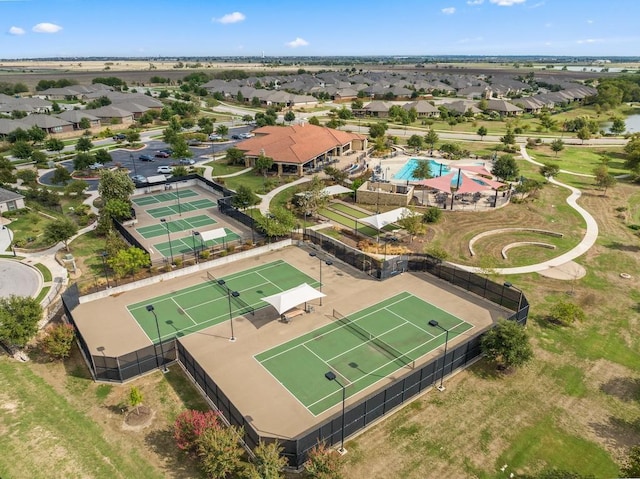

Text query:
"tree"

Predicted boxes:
[[128, 386, 143, 414], [94, 149, 112, 166], [215, 124, 229, 138], [0, 157, 15, 185], [51, 166, 73, 185], [397, 208, 426, 243], [174, 409, 222, 455], [407, 134, 424, 152], [593, 164, 617, 195], [576, 126, 592, 144], [65, 179, 89, 196], [44, 217, 78, 251], [308, 116, 321, 126], [108, 247, 150, 278], [171, 135, 192, 159], [549, 301, 585, 326], [304, 442, 343, 479], [293, 176, 329, 220], [284, 111, 296, 124], [480, 319, 533, 370], [368, 122, 388, 139], [98, 169, 134, 205], [225, 147, 245, 166], [196, 425, 245, 479], [255, 153, 274, 177], [12, 140, 34, 160], [622, 446, 640, 478], [45, 137, 65, 156], [323, 166, 348, 185], [477, 126, 488, 140], [79, 117, 91, 130], [422, 206, 442, 223], [500, 127, 516, 147], [15, 168, 38, 186], [424, 129, 439, 150], [41, 323, 75, 359], [539, 163, 560, 179], [28, 125, 47, 144], [610, 117, 626, 135], [75, 135, 93, 152], [256, 208, 297, 239], [0, 295, 43, 348], [232, 185, 260, 209], [73, 152, 94, 171], [492, 154, 519, 181], [247, 440, 288, 479], [126, 130, 141, 145], [198, 117, 214, 135], [550, 138, 564, 156]]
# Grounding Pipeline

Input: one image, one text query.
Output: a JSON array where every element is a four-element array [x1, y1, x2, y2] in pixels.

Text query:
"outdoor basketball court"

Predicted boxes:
[[255, 291, 473, 415], [146, 198, 217, 219], [131, 188, 199, 207], [136, 214, 217, 239], [127, 260, 318, 343]]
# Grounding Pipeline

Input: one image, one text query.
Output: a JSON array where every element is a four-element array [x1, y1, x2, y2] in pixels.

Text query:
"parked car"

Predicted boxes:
[[113, 133, 126, 141], [158, 148, 173, 156], [130, 174, 148, 184], [179, 158, 196, 165], [139, 154, 154, 162], [88, 162, 104, 170], [238, 132, 254, 139], [157, 166, 173, 174], [208, 134, 222, 141], [154, 151, 170, 158], [187, 139, 202, 146], [231, 134, 241, 140]]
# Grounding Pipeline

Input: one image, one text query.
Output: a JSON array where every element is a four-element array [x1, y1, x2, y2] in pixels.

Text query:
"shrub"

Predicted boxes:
[[174, 409, 222, 455], [422, 206, 443, 224], [41, 323, 75, 359], [200, 250, 210, 260]]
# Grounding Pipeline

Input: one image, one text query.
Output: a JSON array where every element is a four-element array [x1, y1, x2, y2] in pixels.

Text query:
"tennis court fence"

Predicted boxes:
[[206, 271, 255, 316], [332, 309, 415, 369]]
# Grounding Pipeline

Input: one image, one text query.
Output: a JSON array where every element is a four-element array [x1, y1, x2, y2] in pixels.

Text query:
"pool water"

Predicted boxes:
[[393, 158, 450, 181]]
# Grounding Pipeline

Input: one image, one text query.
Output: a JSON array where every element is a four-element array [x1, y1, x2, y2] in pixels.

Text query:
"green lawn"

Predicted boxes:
[[528, 146, 627, 175]]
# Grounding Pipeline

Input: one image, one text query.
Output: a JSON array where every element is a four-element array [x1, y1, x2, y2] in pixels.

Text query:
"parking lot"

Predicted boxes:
[[39, 125, 253, 190]]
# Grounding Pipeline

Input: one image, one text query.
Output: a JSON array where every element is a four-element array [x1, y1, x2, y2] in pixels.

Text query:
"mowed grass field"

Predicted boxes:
[[4, 149, 640, 477]]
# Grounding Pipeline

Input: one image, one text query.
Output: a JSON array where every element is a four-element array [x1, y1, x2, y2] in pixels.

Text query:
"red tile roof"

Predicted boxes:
[[236, 124, 366, 164]]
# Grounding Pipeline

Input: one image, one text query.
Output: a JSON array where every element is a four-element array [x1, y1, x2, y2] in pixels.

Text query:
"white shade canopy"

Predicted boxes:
[[261, 283, 325, 314]]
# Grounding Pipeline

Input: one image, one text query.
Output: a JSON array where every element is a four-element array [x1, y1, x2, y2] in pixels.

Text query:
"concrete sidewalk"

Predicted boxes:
[[448, 145, 599, 276]]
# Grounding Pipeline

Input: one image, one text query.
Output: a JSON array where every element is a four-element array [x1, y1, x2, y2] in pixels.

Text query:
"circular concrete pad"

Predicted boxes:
[[0, 260, 41, 298], [538, 261, 586, 281]]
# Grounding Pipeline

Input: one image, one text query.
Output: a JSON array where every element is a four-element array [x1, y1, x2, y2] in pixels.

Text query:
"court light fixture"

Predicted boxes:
[[146, 304, 169, 373]]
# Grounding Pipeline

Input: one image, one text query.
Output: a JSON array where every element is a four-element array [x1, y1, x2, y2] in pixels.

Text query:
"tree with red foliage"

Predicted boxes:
[[174, 409, 221, 455]]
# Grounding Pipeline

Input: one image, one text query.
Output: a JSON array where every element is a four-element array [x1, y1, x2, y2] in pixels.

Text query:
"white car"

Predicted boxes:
[[157, 166, 173, 174]]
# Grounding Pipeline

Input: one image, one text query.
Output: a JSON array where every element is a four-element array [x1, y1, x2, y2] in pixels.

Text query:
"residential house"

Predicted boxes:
[[486, 99, 523, 116], [56, 110, 101, 130], [402, 101, 440, 118], [21, 114, 74, 134], [0, 187, 26, 214]]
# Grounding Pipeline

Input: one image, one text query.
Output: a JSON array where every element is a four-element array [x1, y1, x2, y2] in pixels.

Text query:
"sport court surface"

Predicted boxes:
[[256, 291, 473, 415], [127, 260, 318, 343], [153, 228, 241, 258], [132, 188, 199, 207], [136, 214, 217, 239], [146, 198, 217, 219]]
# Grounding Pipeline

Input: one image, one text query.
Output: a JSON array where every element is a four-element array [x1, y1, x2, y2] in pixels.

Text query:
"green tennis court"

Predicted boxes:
[[153, 227, 242, 258], [255, 292, 474, 415], [127, 260, 318, 343], [132, 189, 199, 206], [136, 214, 217, 239], [146, 198, 216, 219]]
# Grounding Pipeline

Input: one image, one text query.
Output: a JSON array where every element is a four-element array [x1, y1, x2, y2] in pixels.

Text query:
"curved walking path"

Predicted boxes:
[[257, 177, 311, 214], [448, 145, 599, 275]]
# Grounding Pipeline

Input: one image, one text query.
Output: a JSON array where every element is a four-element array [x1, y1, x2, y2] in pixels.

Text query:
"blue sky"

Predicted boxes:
[[2, 0, 639, 58]]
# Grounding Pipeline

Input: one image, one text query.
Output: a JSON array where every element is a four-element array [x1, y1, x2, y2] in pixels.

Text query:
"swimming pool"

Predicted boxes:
[[393, 158, 450, 181]]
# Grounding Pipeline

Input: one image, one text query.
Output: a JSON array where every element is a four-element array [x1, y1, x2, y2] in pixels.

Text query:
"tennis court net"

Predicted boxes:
[[206, 272, 255, 316], [333, 309, 414, 369]]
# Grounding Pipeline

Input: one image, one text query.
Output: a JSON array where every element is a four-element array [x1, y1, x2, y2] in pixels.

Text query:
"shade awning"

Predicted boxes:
[[360, 207, 412, 230], [261, 283, 325, 315]]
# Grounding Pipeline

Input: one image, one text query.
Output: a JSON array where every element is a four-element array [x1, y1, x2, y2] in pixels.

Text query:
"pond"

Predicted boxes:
[[602, 113, 640, 134]]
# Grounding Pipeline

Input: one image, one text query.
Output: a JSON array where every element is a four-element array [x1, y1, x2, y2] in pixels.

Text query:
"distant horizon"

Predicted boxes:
[[2, 0, 639, 58]]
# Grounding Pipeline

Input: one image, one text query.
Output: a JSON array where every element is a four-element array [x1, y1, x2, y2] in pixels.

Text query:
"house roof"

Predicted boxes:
[[57, 110, 100, 122], [236, 124, 366, 165], [21, 114, 72, 128], [84, 105, 134, 118], [486, 99, 523, 113], [0, 118, 30, 135], [0, 187, 24, 203]]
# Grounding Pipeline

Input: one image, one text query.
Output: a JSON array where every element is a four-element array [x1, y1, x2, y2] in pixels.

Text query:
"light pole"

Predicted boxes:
[[191, 231, 199, 264], [217, 279, 238, 342], [146, 304, 169, 373], [503, 282, 523, 313], [160, 218, 174, 265], [428, 319, 449, 392], [130, 153, 138, 176], [325, 371, 347, 455], [100, 251, 110, 288], [309, 251, 332, 306]]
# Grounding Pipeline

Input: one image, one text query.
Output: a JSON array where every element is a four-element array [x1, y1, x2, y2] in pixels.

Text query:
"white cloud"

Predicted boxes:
[[213, 12, 246, 24], [577, 38, 603, 44], [8, 26, 25, 35], [489, 0, 526, 5], [587, 19, 594, 24], [286, 37, 309, 48], [544, 22, 552, 28], [442, 7, 456, 14], [467, 0, 484, 5], [32, 22, 63, 33]]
